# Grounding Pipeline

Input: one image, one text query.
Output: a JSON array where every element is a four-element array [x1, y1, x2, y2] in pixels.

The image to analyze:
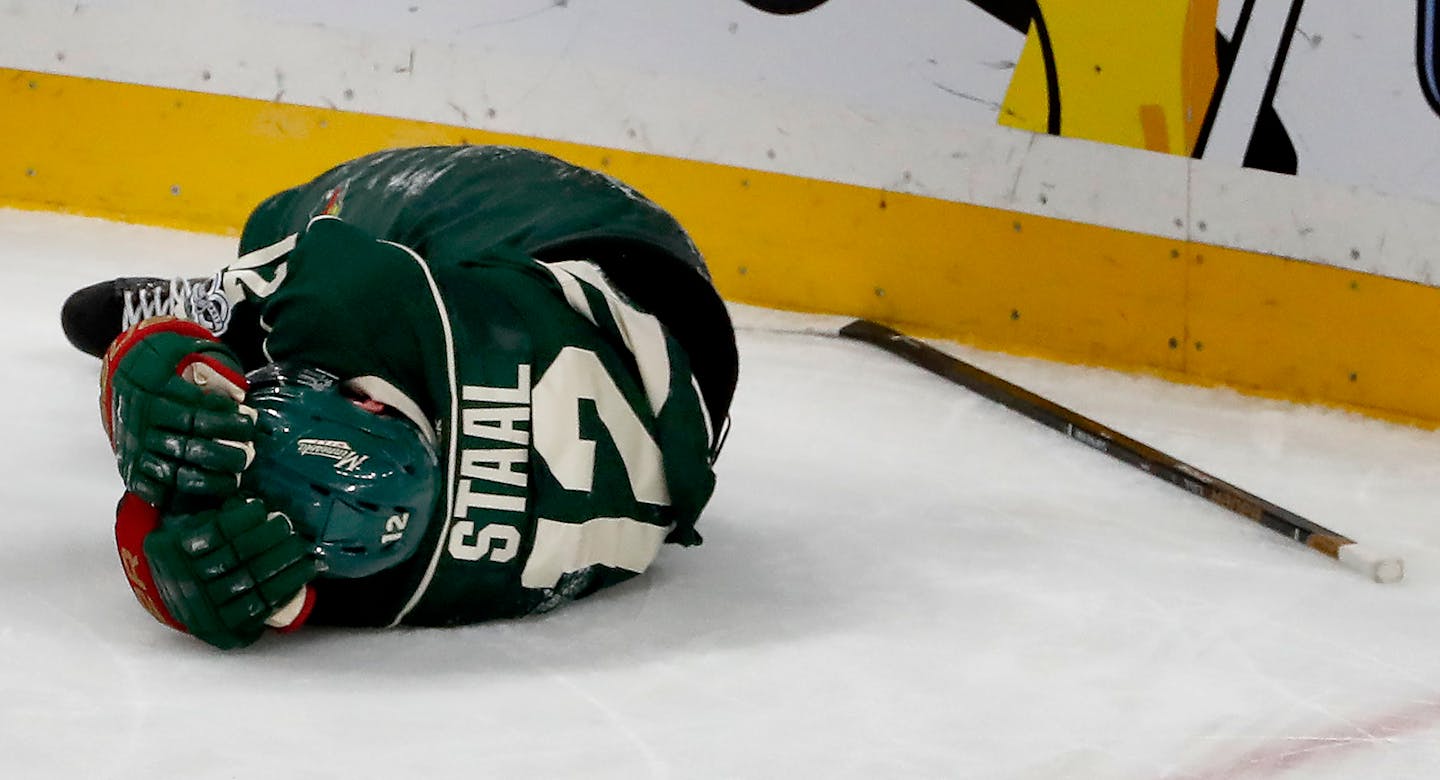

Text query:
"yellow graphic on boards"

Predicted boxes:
[[999, 0, 1221, 156]]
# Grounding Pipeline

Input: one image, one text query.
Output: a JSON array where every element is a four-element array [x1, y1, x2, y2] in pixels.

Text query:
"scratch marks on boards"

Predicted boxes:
[[463, 0, 572, 31], [930, 80, 1003, 111]]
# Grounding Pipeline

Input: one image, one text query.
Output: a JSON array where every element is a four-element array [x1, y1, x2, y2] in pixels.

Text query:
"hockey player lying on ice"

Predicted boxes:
[[62, 145, 739, 649]]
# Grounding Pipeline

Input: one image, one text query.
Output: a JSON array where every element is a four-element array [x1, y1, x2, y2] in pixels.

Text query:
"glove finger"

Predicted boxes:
[[149, 394, 255, 441], [231, 514, 297, 559], [214, 499, 269, 539], [189, 407, 257, 441], [173, 464, 242, 496], [126, 478, 168, 509], [207, 567, 258, 603], [191, 545, 241, 580], [172, 500, 263, 551], [215, 591, 269, 630], [173, 518, 226, 556], [196, 626, 263, 652], [132, 454, 177, 496], [146, 395, 204, 433], [143, 430, 249, 474], [146, 384, 254, 434], [257, 559, 319, 608], [153, 375, 221, 409], [143, 429, 188, 460], [249, 540, 311, 584], [180, 436, 253, 474]]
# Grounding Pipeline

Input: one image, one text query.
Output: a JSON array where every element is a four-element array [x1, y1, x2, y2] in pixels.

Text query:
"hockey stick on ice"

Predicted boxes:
[[838, 319, 1404, 584]]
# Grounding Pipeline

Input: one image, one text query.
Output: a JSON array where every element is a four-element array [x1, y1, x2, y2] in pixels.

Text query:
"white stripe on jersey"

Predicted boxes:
[[689, 375, 714, 447], [228, 231, 303, 366], [232, 232, 298, 269], [542, 262, 597, 324], [382, 238, 462, 628], [544, 261, 672, 416]]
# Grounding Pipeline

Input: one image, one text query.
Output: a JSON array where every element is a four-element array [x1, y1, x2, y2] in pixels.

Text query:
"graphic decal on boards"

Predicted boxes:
[[1421, 0, 1440, 116], [745, 0, 1304, 174], [983, 0, 1300, 174], [743, 1, 1440, 171], [739, 0, 831, 14]]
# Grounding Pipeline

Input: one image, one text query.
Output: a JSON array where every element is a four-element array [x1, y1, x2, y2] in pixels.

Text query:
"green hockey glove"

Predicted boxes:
[[100, 316, 257, 510], [119, 494, 319, 650]]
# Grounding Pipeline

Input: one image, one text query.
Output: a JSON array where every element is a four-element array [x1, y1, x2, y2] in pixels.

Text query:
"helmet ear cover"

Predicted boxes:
[[242, 364, 440, 579]]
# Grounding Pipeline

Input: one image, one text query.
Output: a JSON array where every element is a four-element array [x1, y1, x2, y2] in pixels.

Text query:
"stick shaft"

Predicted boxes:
[[838, 320, 1363, 561]]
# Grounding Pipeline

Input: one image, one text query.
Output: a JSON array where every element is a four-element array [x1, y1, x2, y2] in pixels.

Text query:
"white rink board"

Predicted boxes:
[[6, 1, 1440, 284], [5, 209, 1440, 778]]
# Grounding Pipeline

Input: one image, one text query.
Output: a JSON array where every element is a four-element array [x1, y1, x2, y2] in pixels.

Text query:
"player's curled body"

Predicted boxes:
[[68, 144, 738, 649]]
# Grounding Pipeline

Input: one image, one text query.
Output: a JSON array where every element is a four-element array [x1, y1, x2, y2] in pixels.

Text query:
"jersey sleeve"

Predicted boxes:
[[231, 216, 453, 422]]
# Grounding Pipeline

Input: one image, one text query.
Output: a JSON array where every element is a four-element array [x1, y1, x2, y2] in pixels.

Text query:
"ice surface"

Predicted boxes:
[[3, 207, 1440, 779]]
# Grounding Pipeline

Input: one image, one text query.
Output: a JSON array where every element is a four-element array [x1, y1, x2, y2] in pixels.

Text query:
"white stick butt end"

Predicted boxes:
[[1338, 544, 1404, 584]]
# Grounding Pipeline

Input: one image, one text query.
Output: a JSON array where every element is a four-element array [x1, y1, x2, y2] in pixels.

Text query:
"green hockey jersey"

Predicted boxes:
[[237, 144, 736, 435], [212, 145, 735, 627]]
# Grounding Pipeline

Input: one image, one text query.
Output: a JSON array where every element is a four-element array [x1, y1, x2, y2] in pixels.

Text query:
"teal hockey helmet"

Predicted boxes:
[[242, 363, 440, 579]]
